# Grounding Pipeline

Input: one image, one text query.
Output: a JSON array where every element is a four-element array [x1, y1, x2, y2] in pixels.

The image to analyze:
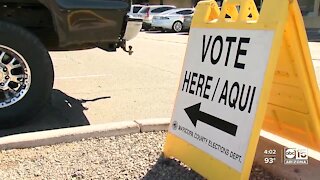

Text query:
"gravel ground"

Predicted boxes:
[[0, 131, 283, 180]]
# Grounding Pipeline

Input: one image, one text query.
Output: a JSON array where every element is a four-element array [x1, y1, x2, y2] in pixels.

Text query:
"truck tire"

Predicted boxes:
[[0, 21, 54, 128]]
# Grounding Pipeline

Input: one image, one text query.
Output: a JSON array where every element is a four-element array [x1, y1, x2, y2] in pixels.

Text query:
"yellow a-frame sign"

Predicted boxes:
[[164, 0, 320, 179]]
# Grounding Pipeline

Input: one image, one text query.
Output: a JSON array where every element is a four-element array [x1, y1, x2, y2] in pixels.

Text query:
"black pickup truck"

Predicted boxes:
[[0, 0, 141, 127]]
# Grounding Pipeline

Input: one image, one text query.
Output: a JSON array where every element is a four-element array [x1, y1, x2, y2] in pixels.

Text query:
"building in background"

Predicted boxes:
[[131, 0, 261, 9], [298, 0, 320, 29]]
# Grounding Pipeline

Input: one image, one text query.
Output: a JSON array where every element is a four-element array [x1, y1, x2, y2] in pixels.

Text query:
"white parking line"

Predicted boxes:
[[55, 74, 111, 80]]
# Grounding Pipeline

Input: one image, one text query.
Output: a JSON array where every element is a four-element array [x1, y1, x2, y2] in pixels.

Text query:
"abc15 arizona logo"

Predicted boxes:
[[283, 148, 308, 165]]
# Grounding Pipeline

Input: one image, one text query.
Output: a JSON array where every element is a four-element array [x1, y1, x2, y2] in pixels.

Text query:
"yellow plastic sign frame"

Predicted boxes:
[[164, 0, 320, 179], [262, 2, 320, 151]]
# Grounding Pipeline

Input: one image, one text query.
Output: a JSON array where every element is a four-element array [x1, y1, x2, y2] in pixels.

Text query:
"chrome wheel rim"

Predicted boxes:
[[0, 45, 31, 108], [174, 22, 182, 32]]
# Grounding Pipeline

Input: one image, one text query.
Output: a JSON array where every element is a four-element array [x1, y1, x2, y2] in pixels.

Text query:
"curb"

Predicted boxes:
[[1, 117, 320, 179], [0, 118, 171, 150], [135, 118, 170, 132]]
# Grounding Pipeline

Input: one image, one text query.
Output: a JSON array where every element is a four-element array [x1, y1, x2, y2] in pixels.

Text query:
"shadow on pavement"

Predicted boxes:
[[0, 89, 111, 137], [143, 154, 204, 180], [308, 39, 320, 42], [177, 32, 189, 35], [307, 29, 320, 42], [145, 31, 189, 35], [145, 30, 174, 34]]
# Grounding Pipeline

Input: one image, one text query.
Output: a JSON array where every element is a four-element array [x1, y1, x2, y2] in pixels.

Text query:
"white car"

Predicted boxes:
[[136, 5, 176, 30], [127, 4, 145, 18], [151, 8, 194, 32]]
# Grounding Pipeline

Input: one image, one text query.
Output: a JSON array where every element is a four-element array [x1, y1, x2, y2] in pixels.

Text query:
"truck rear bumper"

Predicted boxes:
[[123, 17, 142, 41]]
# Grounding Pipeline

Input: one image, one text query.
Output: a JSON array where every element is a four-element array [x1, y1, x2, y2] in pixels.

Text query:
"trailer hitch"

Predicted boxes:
[[121, 42, 133, 55]]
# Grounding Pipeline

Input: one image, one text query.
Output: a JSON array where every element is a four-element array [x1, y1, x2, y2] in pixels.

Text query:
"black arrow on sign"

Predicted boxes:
[[184, 103, 238, 136]]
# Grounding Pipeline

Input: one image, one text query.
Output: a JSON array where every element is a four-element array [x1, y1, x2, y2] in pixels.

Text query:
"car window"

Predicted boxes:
[[151, 7, 175, 13], [177, 10, 194, 15], [133, 6, 143, 13], [159, 9, 179, 15], [139, 7, 149, 13]]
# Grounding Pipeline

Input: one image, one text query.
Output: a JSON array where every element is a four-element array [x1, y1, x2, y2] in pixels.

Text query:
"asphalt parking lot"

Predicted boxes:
[[0, 32, 189, 136], [1, 31, 320, 137]]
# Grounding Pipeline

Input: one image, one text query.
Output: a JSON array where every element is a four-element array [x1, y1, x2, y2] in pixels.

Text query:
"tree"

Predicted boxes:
[[133, 0, 149, 4]]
